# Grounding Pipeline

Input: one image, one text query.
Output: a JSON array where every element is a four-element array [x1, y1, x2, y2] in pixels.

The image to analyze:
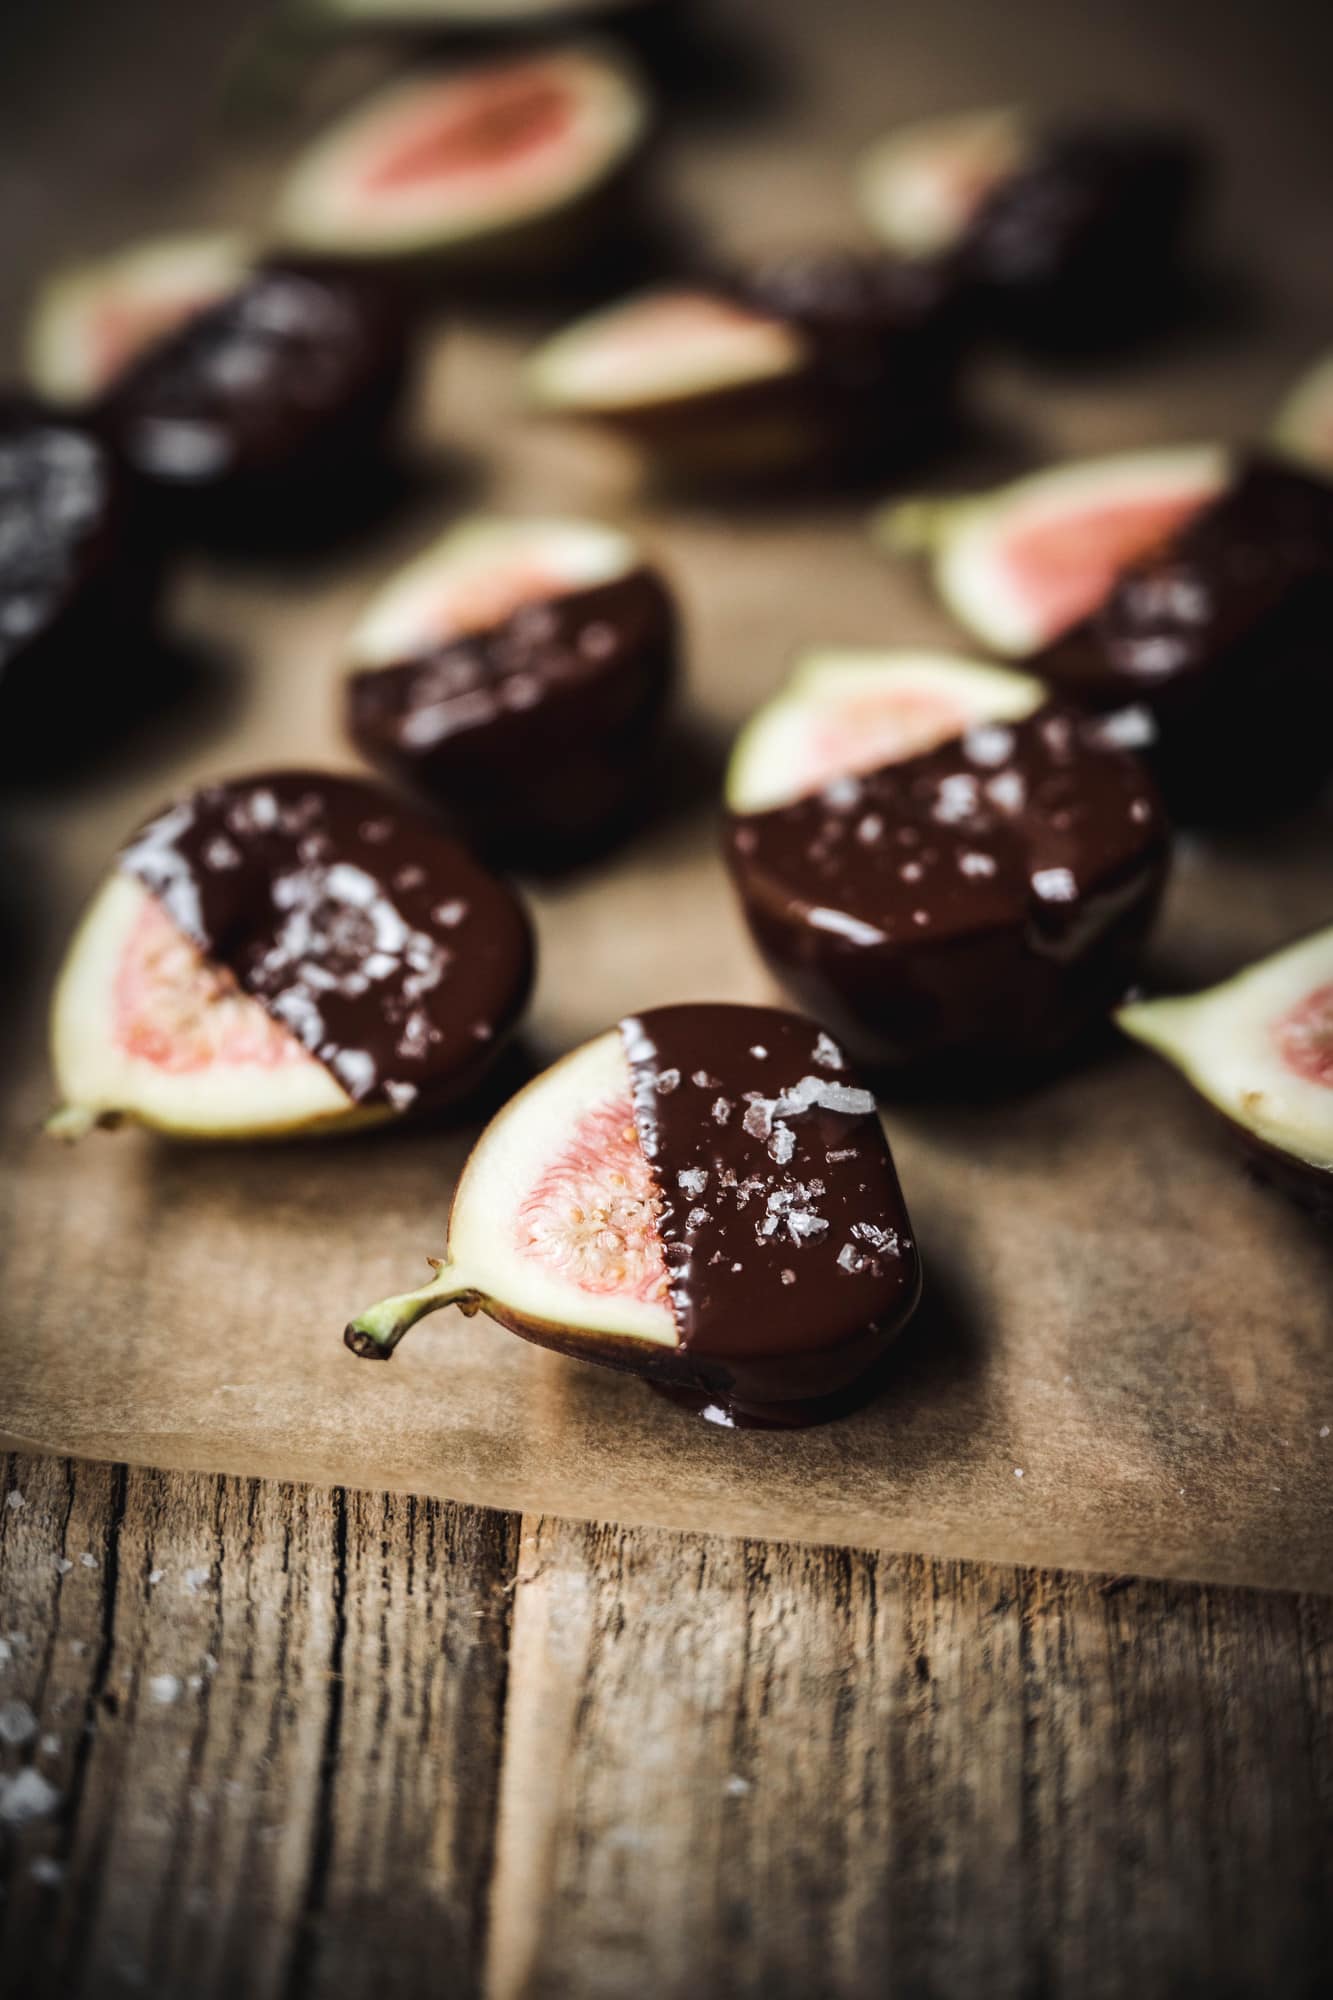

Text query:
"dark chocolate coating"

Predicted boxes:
[[726, 708, 1170, 1081], [119, 770, 533, 1112], [346, 567, 676, 865], [1031, 460, 1333, 821], [98, 262, 409, 538], [1234, 1123, 1333, 1228], [622, 1002, 920, 1416], [961, 123, 1204, 349], [0, 401, 161, 764]]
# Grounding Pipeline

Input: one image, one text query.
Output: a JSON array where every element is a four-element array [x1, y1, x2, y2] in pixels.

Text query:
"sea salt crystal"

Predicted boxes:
[[958, 850, 997, 878], [148, 1675, 182, 1706], [749, 1045, 768, 1060], [432, 899, 468, 927], [692, 1070, 718, 1089], [55, 1559, 73, 1576], [677, 1167, 709, 1198], [852, 1221, 899, 1253], [837, 1242, 867, 1274], [79, 1553, 98, 1570], [780, 1270, 796, 1287], [0, 1768, 60, 1826], [811, 1082, 876, 1116], [768, 1122, 796, 1166], [687, 1208, 710, 1231], [0, 1700, 37, 1746], [742, 1100, 773, 1141], [856, 814, 883, 845], [899, 859, 924, 882], [933, 773, 980, 824], [655, 1068, 681, 1094], [712, 1098, 732, 1125], [821, 777, 861, 809], [786, 1211, 828, 1242], [148, 1569, 165, 1586], [182, 1567, 212, 1595], [987, 771, 1026, 811], [964, 724, 1014, 766], [30, 1856, 64, 1887], [1032, 866, 1077, 903], [5, 1489, 24, 1511], [1014, 1467, 1024, 1479], [812, 1032, 844, 1070], [826, 1147, 858, 1163]]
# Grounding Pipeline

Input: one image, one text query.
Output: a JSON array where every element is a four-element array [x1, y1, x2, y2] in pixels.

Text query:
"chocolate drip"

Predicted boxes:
[[727, 707, 1169, 1077], [620, 1004, 919, 1402], [346, 567, 676, 860], [119, 771, 533, 1110]]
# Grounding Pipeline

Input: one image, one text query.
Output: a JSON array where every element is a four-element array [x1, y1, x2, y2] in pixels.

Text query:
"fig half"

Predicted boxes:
[[345, 512, 676, 866], [1272, 348, 1333, 481], [49, 770, 533, 1141], [726, 666, 1169, 1082], [346, 1002, 921, 1425], [273, 44, 649, 265], [1117, 928, 1333, 1220], [879, 443, 1231, 654], [858, 106, 1029, 262], [24, 232, 250, 409]]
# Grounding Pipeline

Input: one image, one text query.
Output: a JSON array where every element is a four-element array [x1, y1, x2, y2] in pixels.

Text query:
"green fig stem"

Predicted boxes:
[[344, 1259, 475, 1362], [45, 1104, 98, 1142]]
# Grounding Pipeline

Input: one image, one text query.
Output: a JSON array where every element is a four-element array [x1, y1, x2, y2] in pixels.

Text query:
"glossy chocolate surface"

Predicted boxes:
[[963, 123, 1203, 346], [347, 568, 676, 863], [120, 770, 533, 1111], [727, 708, 1170, 1078], [1033, 460, 1333, 819], [100, 262, 407, 500], [621, 1003, 920, 1412]]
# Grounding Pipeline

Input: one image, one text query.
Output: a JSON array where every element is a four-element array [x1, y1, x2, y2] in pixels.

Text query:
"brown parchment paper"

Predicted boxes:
[[2, 0, 1331, 1592]]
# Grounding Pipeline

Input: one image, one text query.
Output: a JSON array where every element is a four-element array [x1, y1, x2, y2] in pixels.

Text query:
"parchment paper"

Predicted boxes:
[[1, 0, 1330, 1592]]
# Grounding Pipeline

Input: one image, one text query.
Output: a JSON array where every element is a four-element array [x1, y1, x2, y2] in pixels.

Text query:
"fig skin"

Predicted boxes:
[[94, 261, 412, 549], [345, 566, 678, 869], [726, 708, 1172, 1089], [1029, 458, 1333, 823], [0, 400, 164, 775]]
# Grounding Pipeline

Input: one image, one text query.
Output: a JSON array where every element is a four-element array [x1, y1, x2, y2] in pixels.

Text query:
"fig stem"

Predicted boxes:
[[344, 1260, 472, 1362]]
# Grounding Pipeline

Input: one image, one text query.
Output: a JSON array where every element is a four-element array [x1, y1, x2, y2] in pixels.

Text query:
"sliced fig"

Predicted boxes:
[[1031, 458, 1333, 820], [526, 249, 962, 480], [24, 232, 250, 409], [346, 513, 676, 865], [345, 1002, 921, 1425], [726, 649, 1046, 814], [274, 46, 649, 264], [858, 106, 1030, 261], [726, 705, 1170, 1082], [1272, 348, 1333, 480], [0, 401, 162, 768], [49, 770, 533, 1141], [97, 261, 409, 544], [1117, 927, 1333, 1219], [879, 444, 1231, 655]]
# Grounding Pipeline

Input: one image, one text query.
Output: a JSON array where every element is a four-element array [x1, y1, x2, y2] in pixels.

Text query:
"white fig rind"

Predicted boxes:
[[275, 46, 648, 258], [25, 232, 251, 408], [49, 873, 366, 1141], [726, 649, 1048, 813], [350, 513, 640, 665], [525, 288, 806, 414], [877, 444, 1232, 656], [857, 106, 1028, 259], [1117, 927, 1333, 1170]]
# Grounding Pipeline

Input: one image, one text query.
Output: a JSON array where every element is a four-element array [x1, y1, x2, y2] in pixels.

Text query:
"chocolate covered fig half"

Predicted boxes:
[[1118, 927, 1333, 1221], [273, 44, 649, 265], [49, 770, 533, 1141], [346, 1003, 920, 1425], [345, 513, 676, 864], [725, 653, 1170, 1082], [24, 232, 251, 409]]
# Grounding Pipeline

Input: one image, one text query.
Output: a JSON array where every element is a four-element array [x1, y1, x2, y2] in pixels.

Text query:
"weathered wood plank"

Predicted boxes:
[[0, 1454, 517, 2000], [486, 1518, 1333, 2000]]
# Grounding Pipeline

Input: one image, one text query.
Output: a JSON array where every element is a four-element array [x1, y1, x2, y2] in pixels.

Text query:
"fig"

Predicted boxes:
[[345, 1002, 921, 1425], [1030, 458, 1333, 821], [726, 647, 1047, 813], [23, 232, 250, 409], [861, 109, 1206, 350], [726, 695, 1169, 1083], [345, 513, 676, 866], [0, 401, 162, 765], [879, 443, 1231, 655], [1272, 348, 1333, 481], [1117, 927, 1333, 1222], [49, 770, 533, 1141], [97, 261, 409, 545], [525, 248, 962, 480], [273, 45, 649, 266]]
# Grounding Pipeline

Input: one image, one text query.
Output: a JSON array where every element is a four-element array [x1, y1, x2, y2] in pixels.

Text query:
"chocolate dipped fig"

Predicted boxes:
[[880, 444, 1231, 655], [1272, 347, 1333, 481], [24, 232, 251, 409], [725, 657, 1170, 1083], [274, 45, 649, 268], [0, 402, 162, 762], [860, 108, 1206, 351], [1030, 459, 1333, 821], [346, 1002, 921, 1425], [49, 770, 533, 1141], [346, 513, 676, 866], [1117, 927, 1333, 1222], [97, 261, 410, 544], [525, 248, 962, 481]]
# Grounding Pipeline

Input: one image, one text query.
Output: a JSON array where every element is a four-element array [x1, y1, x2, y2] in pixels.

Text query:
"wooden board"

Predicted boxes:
[[2, 0, 1332, 1592]]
